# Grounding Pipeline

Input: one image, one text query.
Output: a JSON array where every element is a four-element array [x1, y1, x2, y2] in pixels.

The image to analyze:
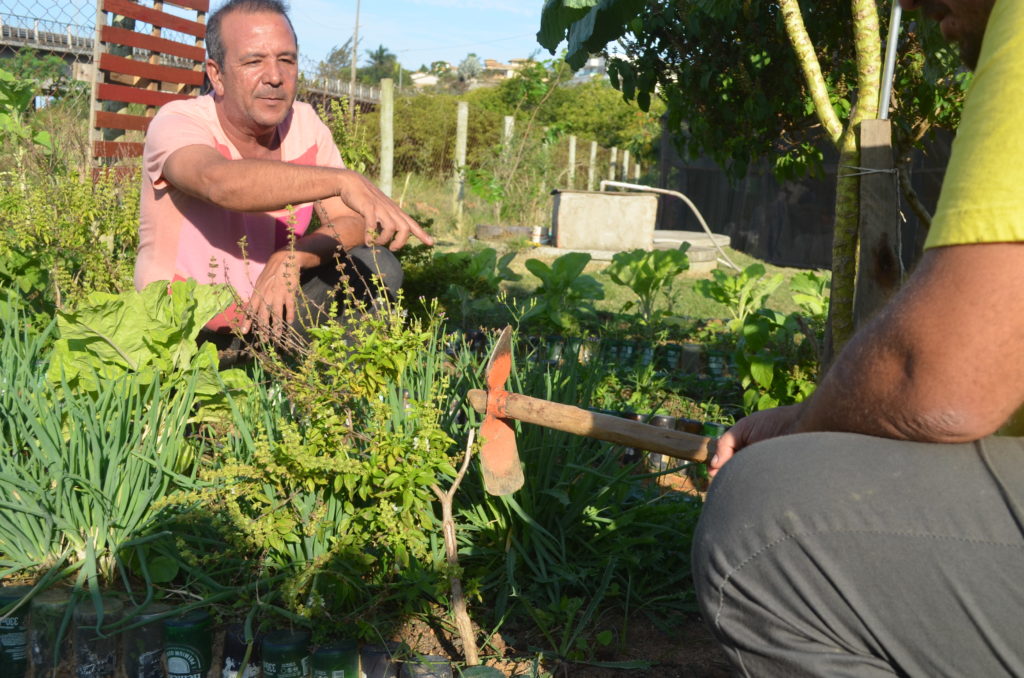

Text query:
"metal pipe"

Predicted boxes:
[[878, 0, 903, 120], [599, 180, 740, 271]]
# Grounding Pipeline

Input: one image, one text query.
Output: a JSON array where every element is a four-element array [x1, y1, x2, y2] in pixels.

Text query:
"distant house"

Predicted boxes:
[[411, 72, 439, 88], [570, 55, 608, 84], [483, 59, 516, 79]]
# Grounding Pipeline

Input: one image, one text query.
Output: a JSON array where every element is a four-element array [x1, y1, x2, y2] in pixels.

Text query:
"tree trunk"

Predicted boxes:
[[781, 0, 881, 364], [827, 0, 881, 360]]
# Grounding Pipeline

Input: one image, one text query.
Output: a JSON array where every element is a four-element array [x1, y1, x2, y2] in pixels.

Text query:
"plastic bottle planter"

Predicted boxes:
[[647, 415, 675, 473], [29, 588, 73, 676], [656, 343, 682, 372], [163, 608, 213, 678], [311, 639, 359, 678], [399, 654, 452, 678], [360, 642, 402, 678], [0, 585, 31, 678], [74, 595, 124, 678], [262, 629, 312, 678], [221, 624, 261, 678], [458, 668, 504, 678], [679, 342, 704, 374], [123, 602, 172, 678]]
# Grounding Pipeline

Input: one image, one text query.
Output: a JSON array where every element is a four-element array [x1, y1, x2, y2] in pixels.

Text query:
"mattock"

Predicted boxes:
[[470, 326, 717, 496]]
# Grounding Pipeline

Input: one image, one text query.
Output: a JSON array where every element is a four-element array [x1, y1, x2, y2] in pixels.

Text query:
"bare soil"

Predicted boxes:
[[392, 612, 733, 677]]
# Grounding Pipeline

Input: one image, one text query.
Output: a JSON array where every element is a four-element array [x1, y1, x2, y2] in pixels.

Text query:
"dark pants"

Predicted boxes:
[[692, 432, 1024, 677], [291, 244, 403, 343], [200, 245, 402, 357]]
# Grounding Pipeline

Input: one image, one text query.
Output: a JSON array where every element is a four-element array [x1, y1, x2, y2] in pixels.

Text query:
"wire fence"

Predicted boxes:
[[1, 1, 633, 231]]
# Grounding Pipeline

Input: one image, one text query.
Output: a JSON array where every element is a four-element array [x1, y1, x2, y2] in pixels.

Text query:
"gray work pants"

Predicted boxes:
[[692, 432, 1024, 677]]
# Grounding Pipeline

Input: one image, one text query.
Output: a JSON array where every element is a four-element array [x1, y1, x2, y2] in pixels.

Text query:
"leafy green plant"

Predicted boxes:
[[732, 310, 817, 413], [605, 244, 690, 332], [46, 279, 252, 418], [163, 307, 465, 635], [694, 263, 783, 332], [0, 165, 141, 304], [520, 252, 604, 334], [0, 366, 199, 587], [317, 97, 375, 173], [790, 269, 830, 320], [401, 246, 520, 326], [0, 66, 52, 154]]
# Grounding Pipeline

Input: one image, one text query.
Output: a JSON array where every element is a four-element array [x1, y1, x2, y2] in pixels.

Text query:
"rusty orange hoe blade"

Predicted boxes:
[[478, 326, 525, 496]]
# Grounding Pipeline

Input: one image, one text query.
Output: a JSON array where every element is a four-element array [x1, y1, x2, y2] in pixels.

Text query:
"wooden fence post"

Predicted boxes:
[[567, 135, 576, 188], [587, 140, 597, 190], [621, 149, 630, 181], [502, 115, 514, 146], [379, 77, 394, 197], [609, 147, 617, 181], [854, 118, 902, 329], [453, 101, 469, 223]]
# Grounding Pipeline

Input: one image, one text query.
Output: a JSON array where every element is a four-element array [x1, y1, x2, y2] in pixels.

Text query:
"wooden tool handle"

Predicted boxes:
[[467, 389, 713, 463]]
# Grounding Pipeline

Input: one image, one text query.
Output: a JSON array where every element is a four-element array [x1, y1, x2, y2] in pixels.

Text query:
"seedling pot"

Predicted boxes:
[[261, 629, 311, 678], [163, 608, 212, 678], [0, 585, 31, 678]]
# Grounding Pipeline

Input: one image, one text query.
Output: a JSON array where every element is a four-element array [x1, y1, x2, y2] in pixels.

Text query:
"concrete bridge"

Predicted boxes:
[[0, 12, 380, 106]]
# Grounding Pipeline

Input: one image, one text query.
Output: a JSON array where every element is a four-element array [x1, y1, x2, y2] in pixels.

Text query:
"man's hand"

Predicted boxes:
[[335, 170, 434, 250], [244, 249, 304, 338], [709, 404, 804, 477]]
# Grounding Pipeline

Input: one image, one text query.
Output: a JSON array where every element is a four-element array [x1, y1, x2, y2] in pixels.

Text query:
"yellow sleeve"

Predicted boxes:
[[925, 0, 1024, 249]]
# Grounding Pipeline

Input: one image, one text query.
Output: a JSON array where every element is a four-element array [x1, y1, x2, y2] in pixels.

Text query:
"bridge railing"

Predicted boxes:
[[300, 73, 381, 105], [0, 13, 93, 56]]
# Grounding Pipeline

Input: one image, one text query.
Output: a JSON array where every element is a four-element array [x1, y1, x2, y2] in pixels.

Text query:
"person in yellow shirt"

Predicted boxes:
[[693, 0, 1024, 674]]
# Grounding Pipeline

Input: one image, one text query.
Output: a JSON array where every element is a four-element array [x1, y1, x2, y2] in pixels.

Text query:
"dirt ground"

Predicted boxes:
[[393, 612, 733, 677]]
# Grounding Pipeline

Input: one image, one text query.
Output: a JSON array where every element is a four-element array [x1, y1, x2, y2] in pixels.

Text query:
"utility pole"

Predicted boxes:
[[349, 0, 360, 121]]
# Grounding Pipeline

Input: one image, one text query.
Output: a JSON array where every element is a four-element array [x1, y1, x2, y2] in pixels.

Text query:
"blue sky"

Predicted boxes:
[[287, 0, 551, 70]]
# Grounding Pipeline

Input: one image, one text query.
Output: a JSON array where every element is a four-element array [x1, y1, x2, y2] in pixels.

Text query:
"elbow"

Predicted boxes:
[[896, 404, 1009, 443]]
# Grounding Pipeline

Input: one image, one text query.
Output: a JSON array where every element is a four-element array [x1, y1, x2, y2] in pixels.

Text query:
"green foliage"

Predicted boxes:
[[549, 79, 664, 158], [0, 166, 140, 304], [692, 265, 826, 413], [314, 39, 353, 81], [605, 244, 690, 331], [790, 270, 830, 320], [400, 246, 520, 326], [694, 264, 784, 333], [0, 66, 52, 153], [7, 47, 78, 100], [538, 0, 967, 181], [521, 252, 605, 334], [317, 98, 375, 174], [0, 307, 200, 586], [166, 309, 463, 632], [360, 94, 502, 176], [733, 310, 817, 413], [46, 279, 252, 420]]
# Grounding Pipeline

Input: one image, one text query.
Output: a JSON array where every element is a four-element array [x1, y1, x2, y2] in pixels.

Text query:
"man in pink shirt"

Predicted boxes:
[[136, 0, 433, 343]]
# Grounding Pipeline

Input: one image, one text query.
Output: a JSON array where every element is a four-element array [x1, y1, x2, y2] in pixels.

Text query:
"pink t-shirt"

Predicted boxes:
[[136, 94, 345, 307]]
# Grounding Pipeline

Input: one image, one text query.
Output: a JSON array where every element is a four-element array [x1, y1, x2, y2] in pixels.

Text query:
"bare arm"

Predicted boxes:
[[711, 242, 1024, 472], [162, 144, 433, 249]]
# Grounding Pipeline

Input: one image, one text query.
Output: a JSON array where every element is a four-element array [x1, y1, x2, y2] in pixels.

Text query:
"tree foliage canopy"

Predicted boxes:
[[539, 0, 968, 181]]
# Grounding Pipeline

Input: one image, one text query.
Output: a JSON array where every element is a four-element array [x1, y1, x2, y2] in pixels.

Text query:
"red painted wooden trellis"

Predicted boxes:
[[88, 0, 208, 165]]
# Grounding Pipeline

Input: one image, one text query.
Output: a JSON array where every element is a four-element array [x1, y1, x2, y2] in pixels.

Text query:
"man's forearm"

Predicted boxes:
[[201, 159, 356, 212], [791, 245, 1024, 443]]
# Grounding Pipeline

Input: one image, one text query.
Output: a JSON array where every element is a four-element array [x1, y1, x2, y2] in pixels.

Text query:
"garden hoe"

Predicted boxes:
[[470, 326, 716, 496]]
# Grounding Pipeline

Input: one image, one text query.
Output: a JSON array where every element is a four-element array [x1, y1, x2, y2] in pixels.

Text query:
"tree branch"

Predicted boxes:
[[430, 428, 479, 666]]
